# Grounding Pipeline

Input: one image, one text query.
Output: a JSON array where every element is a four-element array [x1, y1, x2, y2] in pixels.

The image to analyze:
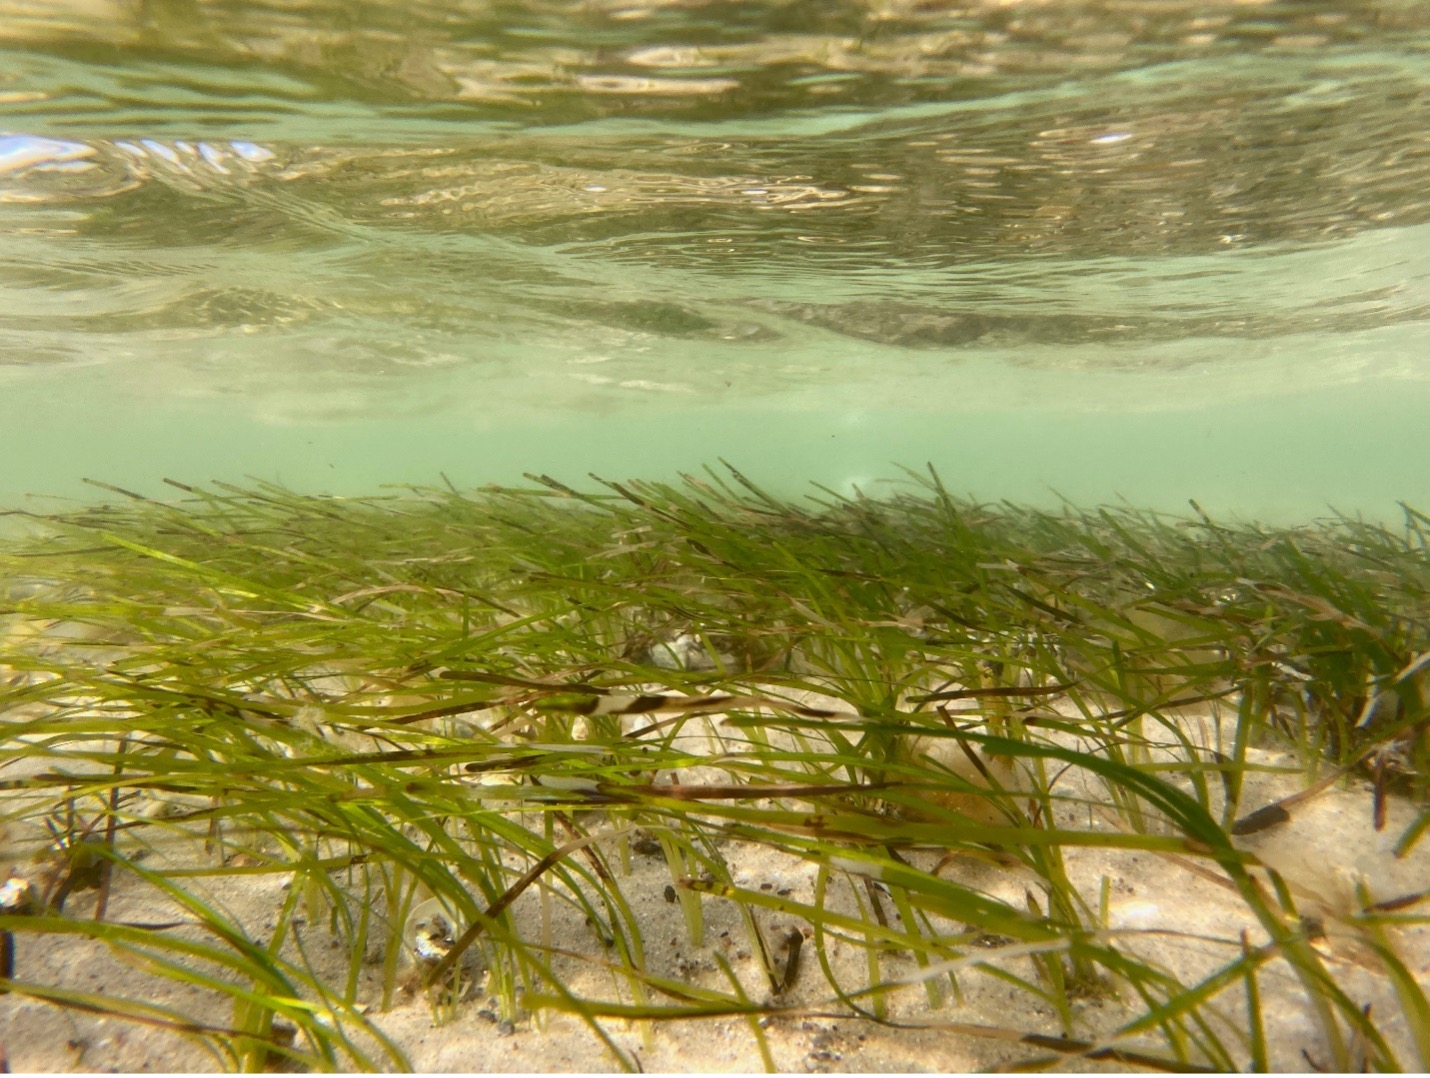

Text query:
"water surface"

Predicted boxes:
[[3, 0, 1428, 516]]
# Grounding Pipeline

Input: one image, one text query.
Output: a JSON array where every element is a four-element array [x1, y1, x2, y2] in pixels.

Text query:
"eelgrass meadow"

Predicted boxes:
[[1, 465, 1427, 1071]]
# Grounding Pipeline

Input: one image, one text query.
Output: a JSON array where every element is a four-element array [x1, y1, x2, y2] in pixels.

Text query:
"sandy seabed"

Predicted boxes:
[[2, 688, 1427, 1075]]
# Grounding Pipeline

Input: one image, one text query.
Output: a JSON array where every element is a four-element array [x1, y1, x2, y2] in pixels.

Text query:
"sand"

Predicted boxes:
[[2, 678, 1428, 1074]]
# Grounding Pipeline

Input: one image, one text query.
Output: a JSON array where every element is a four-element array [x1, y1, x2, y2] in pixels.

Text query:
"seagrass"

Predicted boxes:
[[0, 465, 1425, 1071]]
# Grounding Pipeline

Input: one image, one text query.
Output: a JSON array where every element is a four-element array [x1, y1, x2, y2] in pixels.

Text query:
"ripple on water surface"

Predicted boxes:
[[0, 1, 1427, 511]]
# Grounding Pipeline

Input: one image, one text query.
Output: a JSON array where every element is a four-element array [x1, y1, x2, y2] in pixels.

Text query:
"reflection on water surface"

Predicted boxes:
[[0, 1, 1427, 510]]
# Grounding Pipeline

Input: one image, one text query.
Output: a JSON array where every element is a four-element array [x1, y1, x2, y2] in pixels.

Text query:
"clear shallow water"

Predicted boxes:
[[2, 0, 1428, 517]]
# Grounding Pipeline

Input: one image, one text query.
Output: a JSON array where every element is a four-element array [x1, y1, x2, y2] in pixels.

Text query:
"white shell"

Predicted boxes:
[[405, 898, 460, 965]]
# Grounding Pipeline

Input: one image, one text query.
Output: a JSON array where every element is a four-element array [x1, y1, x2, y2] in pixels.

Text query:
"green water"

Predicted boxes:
[[2, 0, 1428, 518]]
